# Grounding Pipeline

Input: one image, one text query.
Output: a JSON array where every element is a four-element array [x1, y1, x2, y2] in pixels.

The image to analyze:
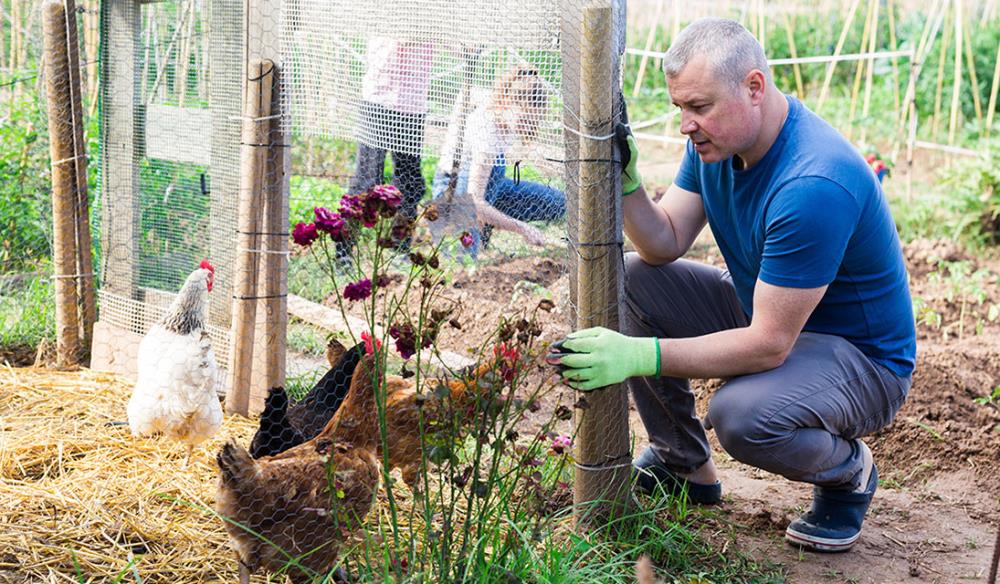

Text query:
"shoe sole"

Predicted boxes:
[[784, 527, 860, 552]]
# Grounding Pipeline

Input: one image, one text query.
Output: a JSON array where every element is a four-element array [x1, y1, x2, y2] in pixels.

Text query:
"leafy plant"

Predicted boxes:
[[927, 259, 998, 339], [0, 97, 52, 272], [973, 385, 1000, 408]]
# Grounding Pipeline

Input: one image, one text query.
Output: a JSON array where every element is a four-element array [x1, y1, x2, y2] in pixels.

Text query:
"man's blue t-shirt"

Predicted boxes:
[[674, 95, 916, 377]]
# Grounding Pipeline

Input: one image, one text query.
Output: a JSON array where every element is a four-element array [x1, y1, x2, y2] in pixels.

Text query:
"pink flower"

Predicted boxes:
[[343, 278, 372, 301], [460, 231, 474, 248], [389, 323, 417, 359], [314, 207, 346, 241], [551, 435, 572, 455], [370, 184, 402, 209], [360, 331, 382, 355], [292, 222, 319, 247]]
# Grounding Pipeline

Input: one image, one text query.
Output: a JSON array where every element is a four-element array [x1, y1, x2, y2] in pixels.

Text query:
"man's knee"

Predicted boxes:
[[708, 389, 782, 464]]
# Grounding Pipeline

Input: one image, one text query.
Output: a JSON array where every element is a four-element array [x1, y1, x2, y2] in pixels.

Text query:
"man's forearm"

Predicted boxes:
[[657, 326, 789, 379], [623, 187, 685, 265]]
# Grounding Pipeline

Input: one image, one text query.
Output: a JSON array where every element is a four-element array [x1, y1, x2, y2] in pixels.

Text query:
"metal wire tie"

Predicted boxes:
[[50, 272, 94, 280], [237, 248, 290, 255], [50, 154, 86, 166]]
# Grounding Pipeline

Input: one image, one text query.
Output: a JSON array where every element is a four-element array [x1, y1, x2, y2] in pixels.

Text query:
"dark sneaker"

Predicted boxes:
[[632, 446, 722, 505], [785, 442, 878, 552]]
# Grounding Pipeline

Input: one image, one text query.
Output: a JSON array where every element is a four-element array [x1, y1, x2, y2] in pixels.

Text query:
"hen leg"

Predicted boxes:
[[237, 558, 250, 584], [183, 444, 194, 467]]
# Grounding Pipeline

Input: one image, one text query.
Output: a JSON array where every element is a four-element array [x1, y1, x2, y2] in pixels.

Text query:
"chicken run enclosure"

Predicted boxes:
[[90, 0, 633, 523]]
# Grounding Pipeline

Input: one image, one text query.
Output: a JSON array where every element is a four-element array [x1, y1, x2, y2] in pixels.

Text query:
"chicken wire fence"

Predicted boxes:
[[86, 0, 636, 577], [93, 0, 632, 540]]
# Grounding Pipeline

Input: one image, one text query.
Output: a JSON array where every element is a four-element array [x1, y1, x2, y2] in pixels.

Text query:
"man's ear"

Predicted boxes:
[[746, 69, 767, 105]]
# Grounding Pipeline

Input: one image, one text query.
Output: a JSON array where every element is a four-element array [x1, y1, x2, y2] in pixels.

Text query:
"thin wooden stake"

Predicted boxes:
[[985, 40, 1000, 141], [887, 0, 902, 118], [781, 12, 805, 99], [847, 0, 876, 141], [42, 0, 81, 367], [947, 0, 963, 146], [632, 0, 663, 99], [961, 14, 983, 132], [860, 0, 880, 144], [816, 0, 862, 113], [226, 59, 274, 416], [931, 4, 952, 139]]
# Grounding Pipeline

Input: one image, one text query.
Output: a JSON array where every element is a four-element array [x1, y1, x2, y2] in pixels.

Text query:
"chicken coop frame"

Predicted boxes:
[[88, 0, 633, 521], [91, 0, 289, 415]]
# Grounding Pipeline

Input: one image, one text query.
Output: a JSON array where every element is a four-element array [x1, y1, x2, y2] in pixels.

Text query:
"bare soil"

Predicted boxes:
[[344, 238, 1000, 583]]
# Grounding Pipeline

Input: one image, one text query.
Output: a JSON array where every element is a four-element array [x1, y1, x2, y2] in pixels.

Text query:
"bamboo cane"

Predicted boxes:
[[895, 0, 945, 141], [947, 0, 963, 146], [859, 0, 880, 144], [781, 12, 804, 99], [631, 0, 664, 99], [816, 0, 862, 113], [985, 40, 1000, 141], [888, 0, 902, 118], [961, 15, 983, 132], [226, 59, 274, 416], [42, 0, 81, 367], [931, 5, 952, 139], [847, 0, 875, 141], [574, 4, 631, 529]]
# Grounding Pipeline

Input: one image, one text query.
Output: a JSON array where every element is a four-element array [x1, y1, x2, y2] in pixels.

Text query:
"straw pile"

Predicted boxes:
[[0, 366, 260, 582]]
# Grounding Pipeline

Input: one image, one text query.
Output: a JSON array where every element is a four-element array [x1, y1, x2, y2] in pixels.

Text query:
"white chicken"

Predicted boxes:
[[127, 260, 223, 463]]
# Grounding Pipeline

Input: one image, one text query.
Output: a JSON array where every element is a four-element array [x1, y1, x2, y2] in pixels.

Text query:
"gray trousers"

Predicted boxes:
[[623, 253, 911, 490]]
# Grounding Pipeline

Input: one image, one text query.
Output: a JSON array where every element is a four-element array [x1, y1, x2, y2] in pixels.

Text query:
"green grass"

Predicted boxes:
[[0, 266, 55, 352]]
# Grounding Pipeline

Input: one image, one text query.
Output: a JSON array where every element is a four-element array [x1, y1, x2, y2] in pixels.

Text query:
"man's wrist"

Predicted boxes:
[[628, 336, 661, 378]]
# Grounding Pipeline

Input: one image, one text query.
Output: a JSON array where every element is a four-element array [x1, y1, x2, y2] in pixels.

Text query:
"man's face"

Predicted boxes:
[[667, 56, 762, 164]]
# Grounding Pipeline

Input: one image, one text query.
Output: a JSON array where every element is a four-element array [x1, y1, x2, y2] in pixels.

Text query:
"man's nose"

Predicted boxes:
[[680, 115, 698, 135]]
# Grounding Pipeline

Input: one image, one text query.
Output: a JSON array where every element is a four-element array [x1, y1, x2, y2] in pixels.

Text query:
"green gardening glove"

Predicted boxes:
[[615, 122, 643, 196], [545, 327, 660, 391]]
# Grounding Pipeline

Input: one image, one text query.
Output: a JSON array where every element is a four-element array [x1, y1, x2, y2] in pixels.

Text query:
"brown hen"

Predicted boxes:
[[380, 354, 512, 493], [215, 354, 382, 584]]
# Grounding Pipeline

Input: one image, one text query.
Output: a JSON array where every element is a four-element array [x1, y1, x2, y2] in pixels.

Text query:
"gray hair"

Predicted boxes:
[[663, 18, 771, 88]]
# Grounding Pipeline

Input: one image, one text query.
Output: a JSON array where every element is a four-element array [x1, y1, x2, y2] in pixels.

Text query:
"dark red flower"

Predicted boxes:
[[389, 322, 417, 359], [460, 231, 474, 248], [313, 207, 346, 241], [338, 194, 364, 221], [292, 222, 319, 247], [343, 278, 373, 301]]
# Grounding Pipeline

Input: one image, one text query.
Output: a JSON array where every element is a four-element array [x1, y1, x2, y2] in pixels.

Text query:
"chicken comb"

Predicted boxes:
[[200, 259, 215, 273]]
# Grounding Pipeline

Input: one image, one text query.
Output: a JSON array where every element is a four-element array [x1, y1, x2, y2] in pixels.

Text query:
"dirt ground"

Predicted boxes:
[[364, 237, 1000, 583], [4, 235, 996, 582]]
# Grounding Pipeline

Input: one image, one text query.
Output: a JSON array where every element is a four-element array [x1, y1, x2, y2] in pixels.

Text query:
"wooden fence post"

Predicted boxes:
[[573, 3, 632, 528], [226, 59, 274, 416], [42, 0, 82, 367], [61, 0, 97, 355]]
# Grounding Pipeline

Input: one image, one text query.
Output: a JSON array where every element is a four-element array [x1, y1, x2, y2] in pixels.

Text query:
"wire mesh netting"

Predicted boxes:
[[5, 0, 1000, 580], [84, 0, 631, 580]]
